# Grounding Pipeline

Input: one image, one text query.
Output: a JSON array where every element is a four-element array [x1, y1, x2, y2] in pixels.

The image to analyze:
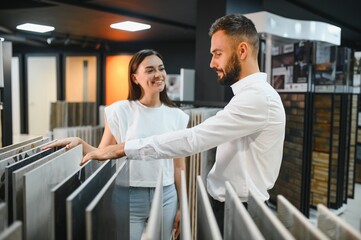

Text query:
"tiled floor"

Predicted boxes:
[[339, 183, 361, 232], [307, 183, 361, 233]]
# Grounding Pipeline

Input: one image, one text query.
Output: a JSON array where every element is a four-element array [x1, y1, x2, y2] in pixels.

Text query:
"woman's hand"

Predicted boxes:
[[41, 137, 81, 151], [173, 209, 181, 239], [81, 143, 125, 166]]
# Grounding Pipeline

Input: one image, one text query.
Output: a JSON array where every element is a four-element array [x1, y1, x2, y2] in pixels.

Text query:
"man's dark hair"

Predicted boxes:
[[209, 14, 259, 54]]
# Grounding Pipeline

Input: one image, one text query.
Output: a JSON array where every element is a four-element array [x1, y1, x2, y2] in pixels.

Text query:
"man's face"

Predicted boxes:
[[210, 30, 241, 86]]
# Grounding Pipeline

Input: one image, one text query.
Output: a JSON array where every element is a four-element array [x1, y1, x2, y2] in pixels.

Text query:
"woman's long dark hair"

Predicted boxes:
[[127, 49, 177, 107]]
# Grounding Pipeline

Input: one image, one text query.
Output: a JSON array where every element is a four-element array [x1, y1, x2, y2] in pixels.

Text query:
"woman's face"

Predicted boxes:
[[132, 54, 166, 95]]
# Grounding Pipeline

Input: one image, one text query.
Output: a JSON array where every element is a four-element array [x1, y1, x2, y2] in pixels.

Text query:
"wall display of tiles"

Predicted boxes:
[[269, 42, 358, 216], [181, 106, 221, 240], [311, 94, 333, 207], [52, 125, 104, 147], [269, 93, 306, 210], [311, 93, 356, 209], [49, 101, 97, 131], [355, 51, 361, 183], [269, 92, 357, 214], [355, 94, 361, 183], [330, 96, 341, 206], [348, 95, 358, 194]]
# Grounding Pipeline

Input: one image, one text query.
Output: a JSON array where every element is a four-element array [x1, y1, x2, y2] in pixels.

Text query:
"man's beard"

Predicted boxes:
[[217, 53, 241, 86]]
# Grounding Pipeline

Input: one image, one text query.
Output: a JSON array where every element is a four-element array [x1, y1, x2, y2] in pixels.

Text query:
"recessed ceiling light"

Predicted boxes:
[[110, 21, 151, 32], [0, 37, 4, 41], [16, 23, 55, 33]]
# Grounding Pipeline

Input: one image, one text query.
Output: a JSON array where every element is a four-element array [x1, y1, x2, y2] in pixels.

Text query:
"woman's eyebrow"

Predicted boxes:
[[145, 64, 164, 69]]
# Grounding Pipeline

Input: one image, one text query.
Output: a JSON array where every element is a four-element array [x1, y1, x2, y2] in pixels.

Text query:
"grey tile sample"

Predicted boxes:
[[277, 195, 328, 240], [66, 160, 115, 240], [196, 176, 222, 240], [0, 137, 49, 161], [23, 145, 82, 240], [85, 159, 129, 240], [12, 147, 66, 223], [248, 189, 294, 240], [224, 182, 264, 240], [0, 221, 22, 240], [180, 171, 191, 240], [143, 169, 162, 240], [0, 202, 7, 232], [0, 138, 50, 201], [317, 204, 361, 239], [0, 136, 42, 154], [5, 148, 54, 224], [51, 160, 102, 240]]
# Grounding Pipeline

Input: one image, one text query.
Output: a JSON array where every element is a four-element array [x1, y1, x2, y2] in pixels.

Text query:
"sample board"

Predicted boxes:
[[11, 147, 66, 223], [85, 159, 129, 240], [23, 145, 82, 240], [66, 160, 115, 240], [51, 160, 102, 240]]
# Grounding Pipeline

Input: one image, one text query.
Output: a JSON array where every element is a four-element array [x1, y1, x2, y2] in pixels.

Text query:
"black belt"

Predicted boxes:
[[213, 199, 248, 209], [213, 199, 269, 209]]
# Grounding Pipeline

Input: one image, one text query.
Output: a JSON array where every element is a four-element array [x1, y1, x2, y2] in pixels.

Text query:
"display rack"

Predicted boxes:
[[0, 41, 13, 147], [245, 11, 358, 217], [268, 41, 357, 216]]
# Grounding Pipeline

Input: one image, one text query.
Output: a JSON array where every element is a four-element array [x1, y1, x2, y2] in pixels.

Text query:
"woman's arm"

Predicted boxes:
[[98, 116, 117, 148]]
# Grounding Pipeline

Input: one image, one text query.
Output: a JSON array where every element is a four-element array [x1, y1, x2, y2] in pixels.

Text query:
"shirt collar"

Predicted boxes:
[[231, 72, 267, 95]]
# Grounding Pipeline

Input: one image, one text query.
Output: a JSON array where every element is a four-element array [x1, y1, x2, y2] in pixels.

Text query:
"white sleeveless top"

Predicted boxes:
[[105, 100, 189, 187]]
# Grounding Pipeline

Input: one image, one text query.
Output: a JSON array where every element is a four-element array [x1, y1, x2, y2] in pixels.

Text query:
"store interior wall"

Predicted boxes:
[[27, 56, 57, 136], [11, 57, 20, 137], [65, 56, 97, 102]]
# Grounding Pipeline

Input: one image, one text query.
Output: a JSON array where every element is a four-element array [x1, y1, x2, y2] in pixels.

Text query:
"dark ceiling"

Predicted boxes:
[[0, 0, 361, 50], [0, 0, 197, 49]]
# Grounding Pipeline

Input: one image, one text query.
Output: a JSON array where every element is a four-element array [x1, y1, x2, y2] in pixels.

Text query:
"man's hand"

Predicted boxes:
[[81, 143, 125, 166]]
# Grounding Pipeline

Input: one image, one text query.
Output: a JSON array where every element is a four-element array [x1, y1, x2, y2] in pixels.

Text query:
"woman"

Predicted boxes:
[[44, 49, 189, 239]]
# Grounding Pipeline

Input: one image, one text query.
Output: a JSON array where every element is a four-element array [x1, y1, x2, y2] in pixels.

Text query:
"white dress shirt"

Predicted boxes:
[[125, 72, 286, 202]]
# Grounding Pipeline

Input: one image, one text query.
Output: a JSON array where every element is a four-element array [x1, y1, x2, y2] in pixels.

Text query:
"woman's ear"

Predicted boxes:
[[131, 74, 138, 85]]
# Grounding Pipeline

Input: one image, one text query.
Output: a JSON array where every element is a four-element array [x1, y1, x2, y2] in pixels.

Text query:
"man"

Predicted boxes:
[[82, 13, 286, 234]]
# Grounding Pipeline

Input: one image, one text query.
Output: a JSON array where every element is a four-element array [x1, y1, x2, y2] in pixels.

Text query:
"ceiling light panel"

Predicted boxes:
[[16, 23, 55, 33], [110, 21, 151, 32]]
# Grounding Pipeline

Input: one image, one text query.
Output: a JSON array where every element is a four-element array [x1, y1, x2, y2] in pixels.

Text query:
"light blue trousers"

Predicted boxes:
[[129, 184, 178, 240]]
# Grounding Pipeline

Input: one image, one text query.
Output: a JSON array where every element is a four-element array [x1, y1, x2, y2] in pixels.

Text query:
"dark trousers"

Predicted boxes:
[[212, 199, 268, 237], [212, 199, 248, 237]]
